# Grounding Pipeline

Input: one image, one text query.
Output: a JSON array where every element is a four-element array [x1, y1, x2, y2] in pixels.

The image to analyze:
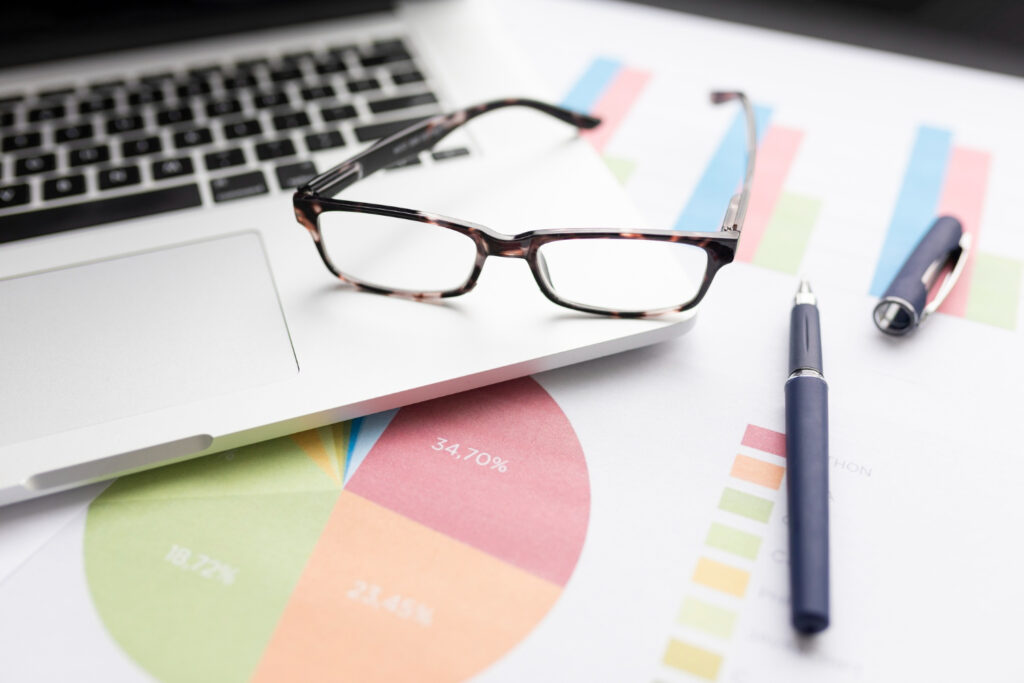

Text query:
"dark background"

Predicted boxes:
[[637, 0, 1024, 76], [2, 0, 1023, 76]]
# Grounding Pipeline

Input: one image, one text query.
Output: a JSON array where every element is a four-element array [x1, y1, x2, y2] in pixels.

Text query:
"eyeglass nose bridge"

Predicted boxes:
[[486, 236, 533, 259]]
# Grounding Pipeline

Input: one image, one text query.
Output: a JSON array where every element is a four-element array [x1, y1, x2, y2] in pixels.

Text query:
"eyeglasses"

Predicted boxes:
[[294, 93, 757, 317]]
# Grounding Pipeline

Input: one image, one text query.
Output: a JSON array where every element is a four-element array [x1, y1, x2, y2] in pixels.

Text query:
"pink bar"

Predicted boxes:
[[346, 377, 590, 587], [583, 67, 651, 153], [735, 126, 803, 263], [936, 146, 990, 317], [741, 424, 786, 457]]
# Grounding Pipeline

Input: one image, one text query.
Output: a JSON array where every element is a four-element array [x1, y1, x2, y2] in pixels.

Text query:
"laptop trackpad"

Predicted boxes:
[[0, 233, 297, 446]]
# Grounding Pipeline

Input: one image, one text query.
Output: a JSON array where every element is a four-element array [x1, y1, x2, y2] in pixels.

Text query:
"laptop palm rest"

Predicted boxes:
[[0, 232, 297, 448]]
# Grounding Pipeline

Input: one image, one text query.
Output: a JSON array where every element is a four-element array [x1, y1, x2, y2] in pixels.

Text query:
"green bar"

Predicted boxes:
[[603, 155, 636, 185], [752, 193, 821, 274], [677, 597, 738, 638], [718, 488, 773, 523], [662, 639, 723, 680], [705, 522, 762, 560], [966, 251, 1022, 330]]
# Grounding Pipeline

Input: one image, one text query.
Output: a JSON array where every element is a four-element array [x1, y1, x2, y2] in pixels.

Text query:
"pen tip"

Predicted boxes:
[[794, 279, 816, 305]]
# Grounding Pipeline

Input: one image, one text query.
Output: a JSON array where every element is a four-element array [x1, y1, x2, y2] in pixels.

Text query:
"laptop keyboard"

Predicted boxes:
[[0, 38, 469, 244]]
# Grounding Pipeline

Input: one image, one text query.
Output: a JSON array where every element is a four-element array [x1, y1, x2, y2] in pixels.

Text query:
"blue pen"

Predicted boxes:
[[785, 280, 830, 634], [873, 216, 972, 335]]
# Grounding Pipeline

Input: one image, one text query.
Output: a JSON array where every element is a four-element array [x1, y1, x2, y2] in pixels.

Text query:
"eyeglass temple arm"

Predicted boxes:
[[298, 98, 601, 198], [711, 91, 757, 232]]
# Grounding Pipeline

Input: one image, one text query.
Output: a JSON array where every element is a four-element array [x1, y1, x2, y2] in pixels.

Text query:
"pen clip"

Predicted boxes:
[[920, 232, 972, 322]]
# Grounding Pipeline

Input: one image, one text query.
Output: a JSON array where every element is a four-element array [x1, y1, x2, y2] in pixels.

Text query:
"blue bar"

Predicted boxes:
[[869, 126, 952, 296], [561, 57, 621, 113], [673, 105, 773, 231]]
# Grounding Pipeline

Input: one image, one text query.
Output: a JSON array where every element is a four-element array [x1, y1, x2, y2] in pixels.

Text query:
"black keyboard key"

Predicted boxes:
[[347, 78, 380, 93], [329, 44, 357, 59], [222, 72, 259, 90], [122, 136, 162, 157], [270, 67, 303, 83], [28, 104, 66, 122], [106, 114, 145, 135], [174, 127, 213, 149], [204, 148, 246, 170], [0, 184, 30, 208], [39, 86, 75, 100], [157, 106, 194, 126], [140, 72, 174, 85], [315, 59, 347, 75], [0, 94, 26, 107], [276, 161, 317, 189], [254, 91, 289, 109], [235, 58, 269, 71], [128, 88, 165, 106], [255, 139, 296, 160], [282, 51, 314, 66], [321, 104, 357, 122], [373, 38, 409, 55], [189, 65, 221, 79], [305, 130, 345, 152], [98, 165, 141, 189], [3, 132, 42, 152], [79, 95, 115, 114], [211, 170, 268, 202], [43, 175, 87, 200], [392, 70, 425, 85], [432, 147, 470, 161], [369, 92, 437, 114], [152, 157, 195, 180], [15, 153, 56, 176], [360, 51, 411, 68], [90, 79, 124, 92], [386, 155, 422, 170], [69, 144, 111, 166], [56, 123, 94, 143], [354, 116, 427, 143], [273, 111, 311, 131], [206, 99, 242, 117], [176, 80, 211, 98], [301, 85, 335, 101], [0, 111, 13, 128], [224, 119, 262, 139], [0, 184, 201, 244]]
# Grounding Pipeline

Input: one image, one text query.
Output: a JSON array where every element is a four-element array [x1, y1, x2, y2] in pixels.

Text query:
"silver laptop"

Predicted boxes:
[[0, 0, 694, 505]]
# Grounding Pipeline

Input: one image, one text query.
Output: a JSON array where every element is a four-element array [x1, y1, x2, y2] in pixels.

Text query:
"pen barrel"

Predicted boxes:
[[882, 215, 964, 315], [785, 375, 830, 634]]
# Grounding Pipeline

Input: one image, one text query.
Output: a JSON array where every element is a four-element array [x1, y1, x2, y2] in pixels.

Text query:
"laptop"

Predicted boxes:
[[0, 0, 695, 506]]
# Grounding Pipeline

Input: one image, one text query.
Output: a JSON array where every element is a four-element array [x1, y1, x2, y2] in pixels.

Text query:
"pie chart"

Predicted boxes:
[[84, 377, 590, 682]]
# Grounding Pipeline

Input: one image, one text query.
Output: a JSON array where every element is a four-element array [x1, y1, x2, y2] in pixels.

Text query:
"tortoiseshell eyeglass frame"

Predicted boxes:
[[293, 93, 757, 318]]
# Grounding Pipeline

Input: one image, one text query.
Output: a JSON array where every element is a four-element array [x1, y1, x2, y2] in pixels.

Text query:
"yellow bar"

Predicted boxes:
[[663, 639, 723, 680], [692, 557, 750, 597]]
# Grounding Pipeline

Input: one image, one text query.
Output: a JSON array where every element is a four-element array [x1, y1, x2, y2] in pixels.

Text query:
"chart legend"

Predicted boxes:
[[657, 424, 786, 681]]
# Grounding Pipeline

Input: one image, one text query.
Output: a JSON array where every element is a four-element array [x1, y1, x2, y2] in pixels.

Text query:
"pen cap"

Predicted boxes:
[[873, 216, 964, 335]]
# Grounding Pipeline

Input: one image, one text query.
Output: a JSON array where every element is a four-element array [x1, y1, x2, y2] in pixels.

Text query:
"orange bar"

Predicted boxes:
[[730, 454, 785, 489]]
